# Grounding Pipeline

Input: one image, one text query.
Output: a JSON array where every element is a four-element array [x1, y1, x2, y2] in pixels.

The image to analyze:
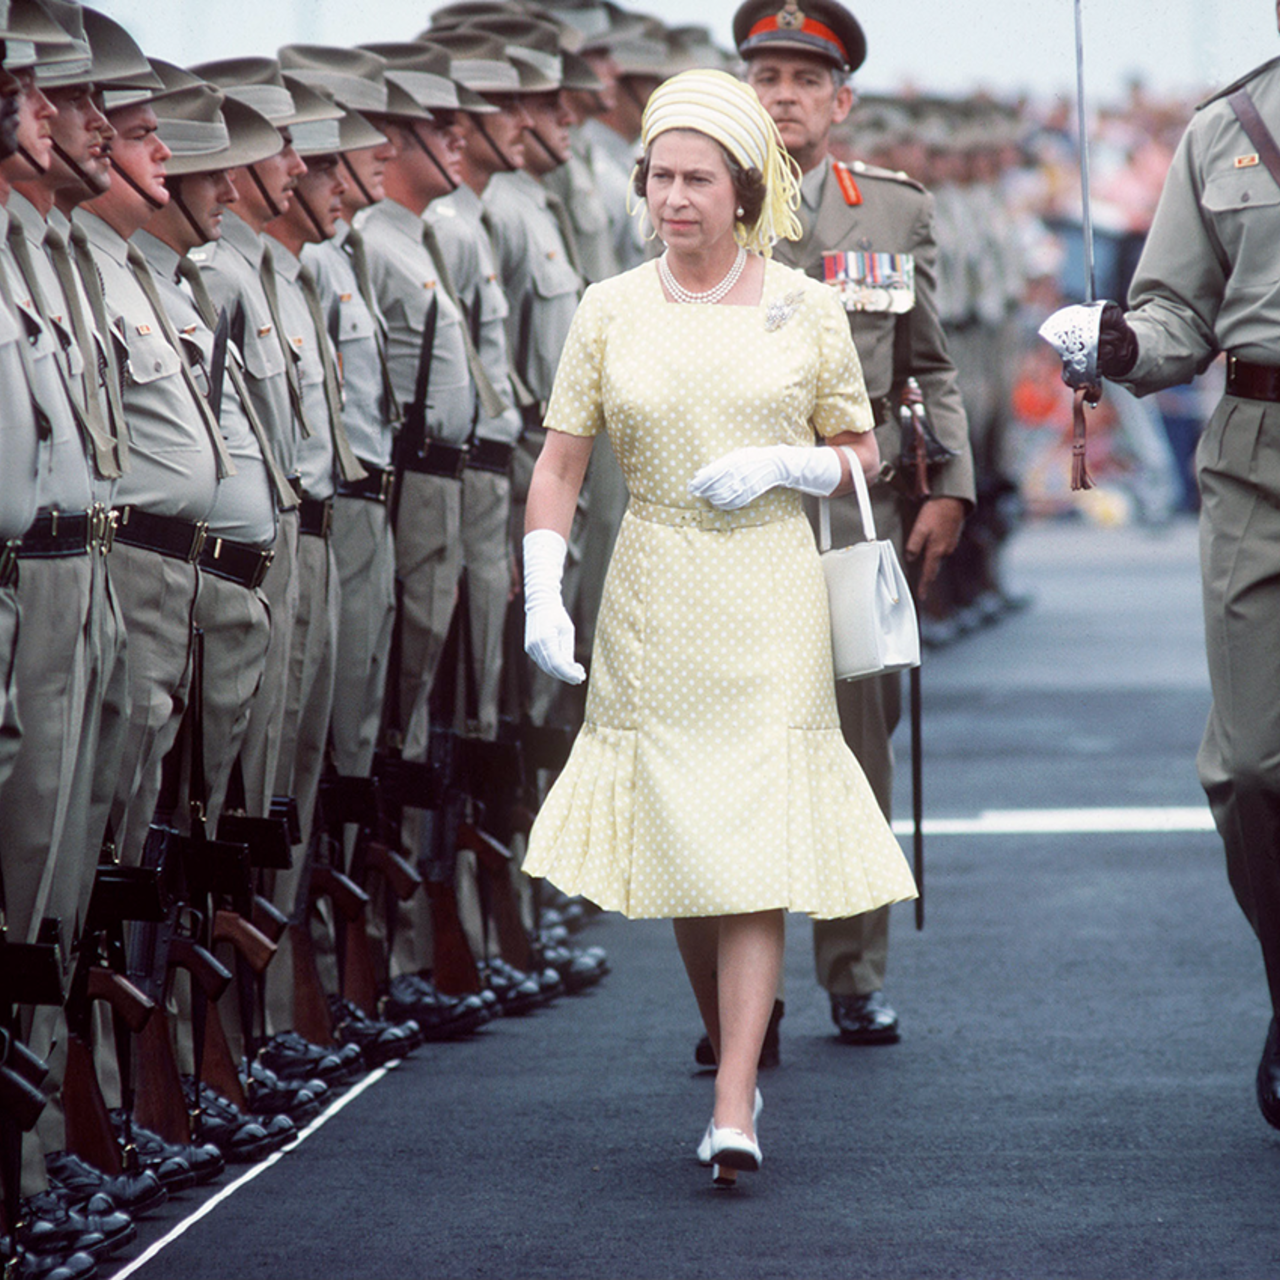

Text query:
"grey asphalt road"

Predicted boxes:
[[112, 515, 1280, 1280]]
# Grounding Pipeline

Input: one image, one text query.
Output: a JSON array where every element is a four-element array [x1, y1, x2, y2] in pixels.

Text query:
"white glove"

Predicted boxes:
[[523, 528, 586, 685], [688, 444, 843, 511]]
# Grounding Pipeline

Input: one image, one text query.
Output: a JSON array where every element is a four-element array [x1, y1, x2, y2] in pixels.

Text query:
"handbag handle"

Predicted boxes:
[[818, 444, 877, 552]]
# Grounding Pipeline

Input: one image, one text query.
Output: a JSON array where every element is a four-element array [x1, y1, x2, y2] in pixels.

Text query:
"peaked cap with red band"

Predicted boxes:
[[732, 0, 866, 74]]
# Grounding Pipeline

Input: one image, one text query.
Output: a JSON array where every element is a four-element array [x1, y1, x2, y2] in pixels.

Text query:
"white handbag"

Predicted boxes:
[[817, 459, 921, 682]]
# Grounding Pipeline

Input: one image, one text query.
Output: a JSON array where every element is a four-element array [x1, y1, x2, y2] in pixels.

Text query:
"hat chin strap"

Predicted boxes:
[[16, 142, 48, 177], [109, 154, 165, 210], [291, 184, 328, 241], [168, 181, 214, 247], [246, 162, 284, 221], [472, 115, 518, 173], [51, 138, 105, 194], [527, 126, 563, 169], [340, 153, 376, 209], [406, 122, 458, 191]]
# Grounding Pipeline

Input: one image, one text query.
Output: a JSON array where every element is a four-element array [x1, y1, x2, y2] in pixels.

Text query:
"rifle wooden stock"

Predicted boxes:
[[168, 936, 233, 1002], [87, 968, 155, 1034], [134, 1013, 191, 1146], [288, 920, 336, 1047], [252, 893, 289, 943], [458, 823, 533, 972], [196, 993, 249, 1113], [423, 878, 481, 995], [365, 841, 422, 901], [63, 1031, 123, 1174], [310, 863, 370, 921], [213, 910, 277, 976]]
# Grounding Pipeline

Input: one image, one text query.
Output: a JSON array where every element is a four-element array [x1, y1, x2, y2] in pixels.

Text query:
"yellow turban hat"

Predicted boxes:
[[636, 68, 803, 257]]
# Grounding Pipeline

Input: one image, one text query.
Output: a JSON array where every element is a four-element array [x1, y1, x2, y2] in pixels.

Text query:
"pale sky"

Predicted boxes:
[[92, 0, 1271, 105]]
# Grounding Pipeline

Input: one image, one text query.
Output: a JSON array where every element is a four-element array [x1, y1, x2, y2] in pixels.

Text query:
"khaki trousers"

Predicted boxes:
[[265, 529, 339, 1033], [461, 469, 511, 738], [0, 586, 19, 792], [810, 483, 906, 997], [331, 496, 395, 779], [1196, 395, 1280, 1016], [238, 510, 299, 817]]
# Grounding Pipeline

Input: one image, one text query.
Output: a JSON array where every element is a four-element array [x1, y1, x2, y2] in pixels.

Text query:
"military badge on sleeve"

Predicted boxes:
[[822, 251, 915, 313]]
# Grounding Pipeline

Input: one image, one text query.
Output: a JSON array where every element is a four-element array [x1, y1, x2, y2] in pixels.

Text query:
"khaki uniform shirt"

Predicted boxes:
[[427, 183, 522, 446], [355, 198, 473, 446], [303, 223, 394, 471], [72, 210, 219, 521], [545, 136, 622, 284], [0, 208, 42, 540], [776, 156, 974, 506], [483, 169, 583, 406], [578, 118, 644, 272], [194, 210, 298, 483], [134, 230, 276, 547], [1121, 56, 1280, 396]]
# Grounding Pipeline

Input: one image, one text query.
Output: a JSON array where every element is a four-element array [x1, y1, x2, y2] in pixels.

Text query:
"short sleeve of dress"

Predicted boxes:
[[542, 282, 606, 438], [810, 282, 875, 439]]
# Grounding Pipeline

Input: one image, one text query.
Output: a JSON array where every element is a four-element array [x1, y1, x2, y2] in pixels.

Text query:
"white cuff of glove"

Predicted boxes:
[[523, 528, 586, 685], [688, 444, 843, 511]]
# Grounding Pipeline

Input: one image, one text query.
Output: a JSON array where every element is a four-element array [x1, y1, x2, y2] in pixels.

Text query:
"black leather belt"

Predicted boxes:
[[1227, 355, 1280, 403], [0, 540, 19, 588], [17, 508, 114, 558], [399, 439, 468, 480], [298, 496, 334, 538], [112, 507, 206, 563], [467, 439, 515, 474], [336, 465, 394, 503], [198, 534, 274, 590]]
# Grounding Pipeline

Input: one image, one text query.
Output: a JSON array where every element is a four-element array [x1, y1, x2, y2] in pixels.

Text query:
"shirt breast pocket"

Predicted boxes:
[[122, 323, 181, 386], [337, 297, 376, 345], [240, 322, 286, 383], [1203, 168, 1280, 287], [530, 247, 579, 303]]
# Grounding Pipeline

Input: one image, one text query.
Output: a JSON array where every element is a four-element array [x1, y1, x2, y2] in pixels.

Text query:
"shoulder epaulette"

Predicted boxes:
[[1197, 55, 1280, 110], [187, 246, 212, 265], [844, 158, 927, 194]]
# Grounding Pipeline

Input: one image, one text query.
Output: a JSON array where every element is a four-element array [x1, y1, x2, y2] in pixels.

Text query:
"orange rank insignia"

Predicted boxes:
[[1236, 154, 1260, 168], [833, 162, 862, 206]]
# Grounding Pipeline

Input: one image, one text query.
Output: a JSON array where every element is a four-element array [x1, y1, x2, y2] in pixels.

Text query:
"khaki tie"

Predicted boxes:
[[126, 243, 235, 479], [176, 256, 299, 512], [343, 225, 400, 425], [420, 219, 507, 421], [297, 262, 365, 484], [0, 249, 51, 440], [69, 222, 129, 471], [42, 223, 122, 479], [543, 188, 584, 280], [258, 241, 311, 439]]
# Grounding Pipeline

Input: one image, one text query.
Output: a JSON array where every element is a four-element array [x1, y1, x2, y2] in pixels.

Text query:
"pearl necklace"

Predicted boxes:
[[658, 246, 747, 304]]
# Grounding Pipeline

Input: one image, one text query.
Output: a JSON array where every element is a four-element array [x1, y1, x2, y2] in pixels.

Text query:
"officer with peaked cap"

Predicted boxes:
[[734, 0, 973, 1052]]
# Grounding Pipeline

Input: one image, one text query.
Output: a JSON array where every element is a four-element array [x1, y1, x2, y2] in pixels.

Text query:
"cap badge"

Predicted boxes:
[[776, 3, 804, 30]]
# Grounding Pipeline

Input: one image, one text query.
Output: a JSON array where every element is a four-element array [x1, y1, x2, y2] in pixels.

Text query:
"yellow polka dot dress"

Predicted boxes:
[[524, 258, 918, 920]]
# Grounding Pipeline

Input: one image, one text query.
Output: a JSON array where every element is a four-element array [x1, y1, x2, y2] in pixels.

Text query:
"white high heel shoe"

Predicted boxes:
[[696, 1088, 762, 1170], [708, 1125, 762, 1185]]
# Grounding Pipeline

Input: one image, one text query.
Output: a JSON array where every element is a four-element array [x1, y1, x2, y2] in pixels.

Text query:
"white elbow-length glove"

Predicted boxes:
[[523, 529, 586, 685], [688, 444, 843, 511]]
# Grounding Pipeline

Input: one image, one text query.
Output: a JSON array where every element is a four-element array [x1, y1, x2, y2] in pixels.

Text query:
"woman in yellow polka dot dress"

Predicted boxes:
[[521, 68, 916, 1184]]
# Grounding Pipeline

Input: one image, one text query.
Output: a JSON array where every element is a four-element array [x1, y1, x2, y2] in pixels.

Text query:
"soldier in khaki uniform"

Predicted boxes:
[[736, 0, 973, 1047], [1057, 12, 1280, 1128]]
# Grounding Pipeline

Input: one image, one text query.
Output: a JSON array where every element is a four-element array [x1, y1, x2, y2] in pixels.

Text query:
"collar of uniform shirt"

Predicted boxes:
[[365, 196, 430, 240], [800, 154, 830, 213], [7, 190, 50, 251], [217, 207, 268, 269], [267, 237, 302, 282], [132, 228, 182, 285], [72, 207, 129, 267], [436, 180, 482, 221]]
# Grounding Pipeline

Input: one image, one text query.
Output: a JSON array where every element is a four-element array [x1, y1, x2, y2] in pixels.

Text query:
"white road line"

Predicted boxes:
[[891, 807, 1216, 836], [106, 1062, 397, 1280]]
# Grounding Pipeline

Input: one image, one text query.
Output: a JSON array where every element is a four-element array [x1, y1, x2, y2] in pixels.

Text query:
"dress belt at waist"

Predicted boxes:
[[397, 438, 468, 480], [336, 465, 394, 503], [298, 496, 334, 538], [198, 534, 275, 591], [18, 506, 115, 558], [113, 507, 206, 563], [1227, 356, 1280, 403], [467, 438, 515, 474], [627, 494, 802, 532]]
